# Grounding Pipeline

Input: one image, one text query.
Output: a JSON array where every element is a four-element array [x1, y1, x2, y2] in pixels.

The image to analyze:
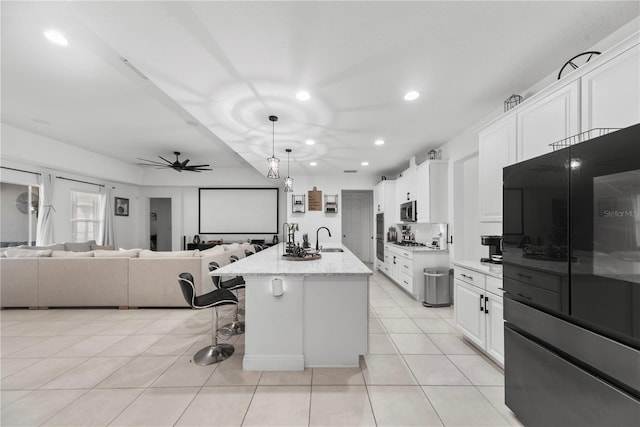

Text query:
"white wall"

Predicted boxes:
[[284, 174, 378, 249]]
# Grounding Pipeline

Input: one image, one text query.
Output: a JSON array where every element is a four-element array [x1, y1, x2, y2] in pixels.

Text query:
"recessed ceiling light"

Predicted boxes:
[[309, 161, 317, 166], [361, 162, 369, 166], [43, 29, 68, 46], [296, 90, 311, 101], [305, 139, 315, 145], [404, 91, 420, 101], [374, 139, 385, 146]]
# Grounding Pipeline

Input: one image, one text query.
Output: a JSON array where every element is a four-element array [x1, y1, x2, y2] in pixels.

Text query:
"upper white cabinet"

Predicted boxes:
[[416, 160, 448, 223], [581, 44, 640, 130], [375, 179, 397, 222], [517, 80, 580, 162], [478, 116, 517, 222]]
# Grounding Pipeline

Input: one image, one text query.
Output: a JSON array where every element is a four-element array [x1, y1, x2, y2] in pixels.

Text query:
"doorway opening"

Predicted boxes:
[[150, 198, 172, 251], [341, 190, 374, 262]]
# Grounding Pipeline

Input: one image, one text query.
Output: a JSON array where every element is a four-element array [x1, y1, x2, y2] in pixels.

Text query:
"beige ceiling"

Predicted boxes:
[[2, 1, 638, 180]]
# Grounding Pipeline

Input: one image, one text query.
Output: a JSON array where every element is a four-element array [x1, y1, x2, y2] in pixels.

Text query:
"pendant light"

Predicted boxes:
[[266, 115, 280, 179], [284, 148, 293, 192]]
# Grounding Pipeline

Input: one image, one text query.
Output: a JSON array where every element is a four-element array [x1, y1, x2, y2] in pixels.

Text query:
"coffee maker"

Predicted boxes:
[[480, 235, 503, 264]]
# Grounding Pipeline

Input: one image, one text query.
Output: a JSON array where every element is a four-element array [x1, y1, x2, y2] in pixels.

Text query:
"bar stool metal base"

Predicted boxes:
[[222, 320, 245, 335], [193, 343, 234, 365]]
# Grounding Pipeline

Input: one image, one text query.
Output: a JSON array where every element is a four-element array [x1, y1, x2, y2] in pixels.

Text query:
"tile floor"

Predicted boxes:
[[1, 269, 522, 426]]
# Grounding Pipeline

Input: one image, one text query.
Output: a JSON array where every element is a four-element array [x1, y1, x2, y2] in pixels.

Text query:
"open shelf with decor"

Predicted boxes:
[[324, 194, 338, 213], [292, 194, 305, 213]]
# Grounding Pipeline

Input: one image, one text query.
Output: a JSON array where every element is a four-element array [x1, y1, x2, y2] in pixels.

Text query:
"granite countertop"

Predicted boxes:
[[452, 260, 503, 279], [209, 243, 373, 277], [386, 242, 449, 253]]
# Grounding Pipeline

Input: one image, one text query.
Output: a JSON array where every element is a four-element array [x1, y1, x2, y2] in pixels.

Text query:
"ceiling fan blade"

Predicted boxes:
[[137, 158, 168, 166], [180, 159, 190, 168], [158, 156, 173, 165], [187, 164, 210, 168]]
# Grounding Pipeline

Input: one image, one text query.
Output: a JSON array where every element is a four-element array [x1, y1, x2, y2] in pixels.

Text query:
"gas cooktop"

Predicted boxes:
[[395, 241, 427, 247]]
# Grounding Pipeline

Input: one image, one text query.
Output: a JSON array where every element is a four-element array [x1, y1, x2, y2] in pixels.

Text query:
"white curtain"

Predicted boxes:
[[35, 173, 55, 245], [100, 186, 115, 247]]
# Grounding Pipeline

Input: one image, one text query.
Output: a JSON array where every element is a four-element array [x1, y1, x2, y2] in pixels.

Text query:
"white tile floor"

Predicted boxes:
[[1, 269, 523, 426]]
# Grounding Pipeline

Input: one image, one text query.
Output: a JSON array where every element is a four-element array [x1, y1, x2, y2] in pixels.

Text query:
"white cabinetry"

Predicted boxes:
[[375, 179, 396, 224], [416, 160, 448, 223], [517, 80, 580, 162], [581, 44, 640, 130], [478, 116, 517, 222], [383, 244, 449, 301], [453, 262, 504, 367]]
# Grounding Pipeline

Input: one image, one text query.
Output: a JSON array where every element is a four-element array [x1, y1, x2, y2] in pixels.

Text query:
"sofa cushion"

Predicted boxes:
[[224, 243, 241, 251], [200, 245, 225, 256], [52, 250, 95, 257], [19, 243, 65, 251], [5, 249, 53, 258], [138, 249, 199, 258], [64, 240, 96, 252], [90, 243, 115, 251], [94, 249, 139, 258]]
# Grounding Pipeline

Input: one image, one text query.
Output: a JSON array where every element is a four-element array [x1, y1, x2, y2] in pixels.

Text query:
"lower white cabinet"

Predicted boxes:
[[382, 244, 449, 301], [453, 262, 504, 367]]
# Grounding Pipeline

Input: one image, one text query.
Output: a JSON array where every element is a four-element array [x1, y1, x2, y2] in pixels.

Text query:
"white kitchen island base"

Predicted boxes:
[[210, 244, 372, 371]]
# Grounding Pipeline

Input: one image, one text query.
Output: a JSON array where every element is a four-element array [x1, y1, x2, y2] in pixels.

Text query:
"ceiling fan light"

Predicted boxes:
[[404, 90, 420, 101], [296, 90, 311, 101], [267, 156, 280, 179]]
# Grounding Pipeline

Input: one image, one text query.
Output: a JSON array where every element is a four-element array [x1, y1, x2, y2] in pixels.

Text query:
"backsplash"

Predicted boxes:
[[398, 222, 449, 249]]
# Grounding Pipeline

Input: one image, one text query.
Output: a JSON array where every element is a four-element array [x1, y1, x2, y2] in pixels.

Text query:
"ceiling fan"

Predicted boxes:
[[137, 151, 212, 172]]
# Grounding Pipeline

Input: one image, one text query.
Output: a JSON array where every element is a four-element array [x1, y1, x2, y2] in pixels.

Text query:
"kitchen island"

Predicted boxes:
[[209, 243, 372, 371]]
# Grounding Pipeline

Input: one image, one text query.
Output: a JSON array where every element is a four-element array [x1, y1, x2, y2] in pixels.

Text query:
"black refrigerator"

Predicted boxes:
[[502, 124, 640, 426]]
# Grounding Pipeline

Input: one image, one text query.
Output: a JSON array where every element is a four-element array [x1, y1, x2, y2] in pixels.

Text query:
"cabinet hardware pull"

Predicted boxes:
[[497, 287, 504, 291], [517, 273, 532, 279], [484, 296, 489, 314], [461, 274, 473, 280], [407, 192, 410, 200], [480, 294, 484, 311], [403, 281, 408, 285], [393, 256, 396, 264], [404, 265, 409, 269], [517, 293, 532, 300]]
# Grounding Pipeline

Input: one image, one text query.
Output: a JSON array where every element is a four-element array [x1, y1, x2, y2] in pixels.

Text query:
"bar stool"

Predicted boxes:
[[209, 260, 245, 335], [177, 272, 238, 365]]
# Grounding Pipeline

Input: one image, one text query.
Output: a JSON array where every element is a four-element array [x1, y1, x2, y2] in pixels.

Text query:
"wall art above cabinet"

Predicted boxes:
[[292, 194, 305, 213]]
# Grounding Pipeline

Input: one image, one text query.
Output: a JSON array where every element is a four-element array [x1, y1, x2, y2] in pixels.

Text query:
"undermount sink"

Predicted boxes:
[[321, 248, 344, 253]]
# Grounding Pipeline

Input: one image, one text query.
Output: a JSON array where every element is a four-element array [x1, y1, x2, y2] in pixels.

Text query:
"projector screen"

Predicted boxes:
[[199, 188, 279, 234]]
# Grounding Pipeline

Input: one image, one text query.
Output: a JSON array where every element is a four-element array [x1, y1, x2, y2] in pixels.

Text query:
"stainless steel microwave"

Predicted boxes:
[[400, 201, 416, 222]]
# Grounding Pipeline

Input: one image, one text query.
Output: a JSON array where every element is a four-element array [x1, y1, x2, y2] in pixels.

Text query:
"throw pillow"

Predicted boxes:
[[64, 240, 96, 252], [90, 243, 115, 250], [138, 249, 199, 258], [5, 249, 53, 258], [224, 243, 241, 251], [18, 243, 65, 251], [51, 251, 95, 257], [94, 249, 139, 258]]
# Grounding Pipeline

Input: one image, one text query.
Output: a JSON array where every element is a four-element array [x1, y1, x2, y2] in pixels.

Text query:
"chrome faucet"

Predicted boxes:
[[315, 227, 332, 251]]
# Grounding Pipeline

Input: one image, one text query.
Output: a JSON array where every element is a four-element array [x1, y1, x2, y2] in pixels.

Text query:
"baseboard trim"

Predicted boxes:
[[243, 354, 304, 371]]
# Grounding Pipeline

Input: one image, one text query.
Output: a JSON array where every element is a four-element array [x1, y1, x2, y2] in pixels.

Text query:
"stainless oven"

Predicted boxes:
[[376, 213, 384, 261]]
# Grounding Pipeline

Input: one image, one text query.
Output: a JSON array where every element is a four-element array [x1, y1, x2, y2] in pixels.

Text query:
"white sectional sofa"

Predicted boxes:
[[0, 242, 255, 308]]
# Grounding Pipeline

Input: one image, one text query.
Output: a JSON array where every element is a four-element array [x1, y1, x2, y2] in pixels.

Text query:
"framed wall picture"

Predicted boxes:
[[115, 197, 129, 216]]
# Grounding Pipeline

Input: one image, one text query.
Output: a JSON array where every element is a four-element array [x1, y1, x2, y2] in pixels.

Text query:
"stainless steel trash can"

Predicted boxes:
[[422, 268, 453, 307]]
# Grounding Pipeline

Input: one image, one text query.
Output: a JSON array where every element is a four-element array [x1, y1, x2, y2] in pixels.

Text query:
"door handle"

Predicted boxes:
[[484, 296, 489, 314], [479, 294, 484, 311]]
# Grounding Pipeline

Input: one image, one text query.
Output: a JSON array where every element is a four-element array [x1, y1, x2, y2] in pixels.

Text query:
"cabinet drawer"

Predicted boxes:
[[486, 275, 503, 296], [504, 277, 561, 312], [376, 259, 385, 271], [399, 258, 413, 277], [504, 265, 561, 293], [398, 249, 413, 259], [398, 271, 413, 293], [454, 267, 486, 288]]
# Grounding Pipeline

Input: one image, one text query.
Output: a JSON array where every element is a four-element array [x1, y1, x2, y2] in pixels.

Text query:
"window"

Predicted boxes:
[[0, 183, 39, 247], [71, 191, 102, 242]]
